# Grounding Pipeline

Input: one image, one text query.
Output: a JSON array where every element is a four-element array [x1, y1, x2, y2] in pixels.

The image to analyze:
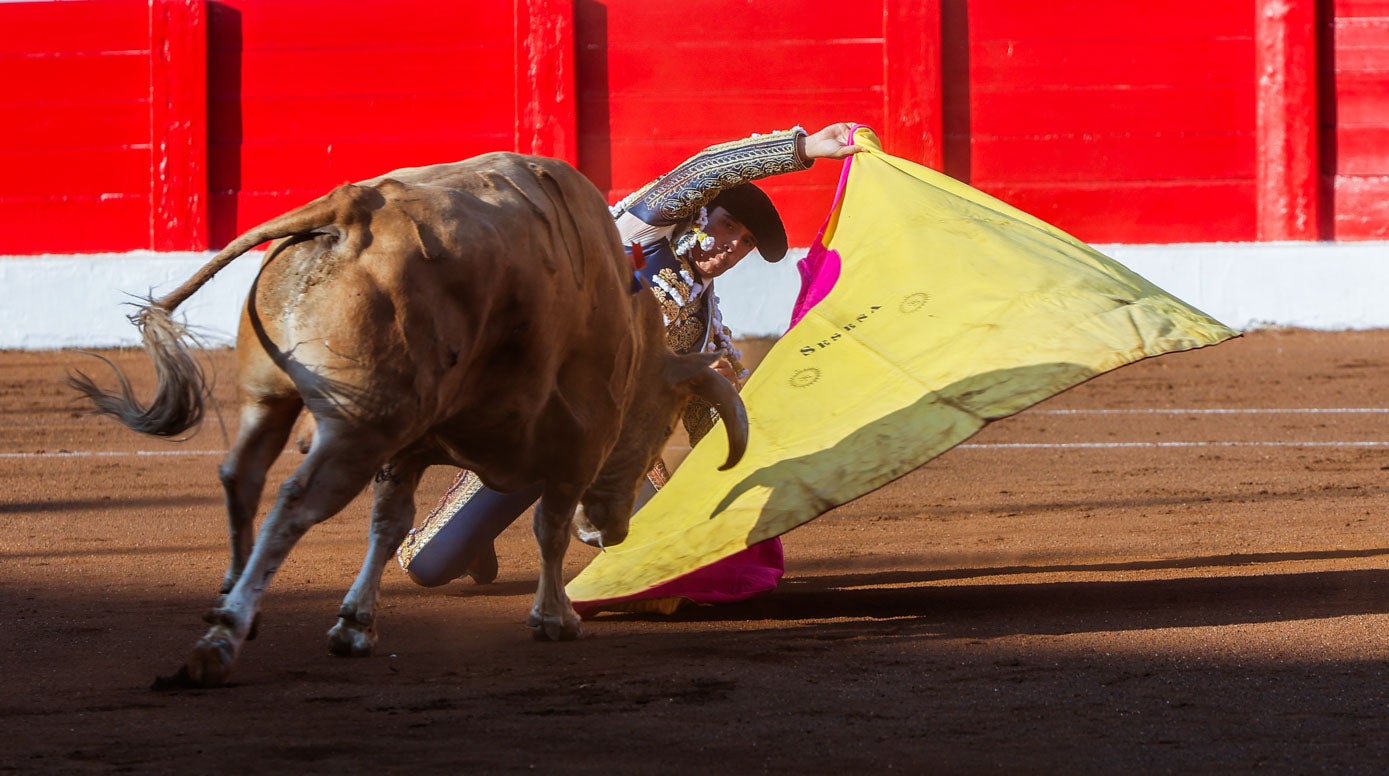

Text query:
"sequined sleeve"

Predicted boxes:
[[617, 128, 811, 226]]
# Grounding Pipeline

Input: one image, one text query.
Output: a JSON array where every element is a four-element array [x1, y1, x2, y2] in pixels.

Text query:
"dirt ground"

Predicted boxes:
[[2, 328, 1387, 774]]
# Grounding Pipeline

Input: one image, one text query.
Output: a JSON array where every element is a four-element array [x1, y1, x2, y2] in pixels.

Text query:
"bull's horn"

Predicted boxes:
[[689, 368, 749, 471]]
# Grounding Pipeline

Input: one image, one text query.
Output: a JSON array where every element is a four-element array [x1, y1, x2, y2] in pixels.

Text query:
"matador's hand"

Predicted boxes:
[[711, 357, 742, 391], [803, 122, 862, 160]]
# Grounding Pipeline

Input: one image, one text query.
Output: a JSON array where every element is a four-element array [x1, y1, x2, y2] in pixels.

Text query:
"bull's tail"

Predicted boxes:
[[69, 186, 362, 437]]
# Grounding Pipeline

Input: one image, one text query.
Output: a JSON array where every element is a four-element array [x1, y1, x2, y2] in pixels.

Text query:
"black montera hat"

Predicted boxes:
[[708, 183, 788, 262]]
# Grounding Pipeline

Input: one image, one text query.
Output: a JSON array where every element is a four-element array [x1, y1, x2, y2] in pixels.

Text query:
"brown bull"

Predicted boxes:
[[71, 153, 748, 687]]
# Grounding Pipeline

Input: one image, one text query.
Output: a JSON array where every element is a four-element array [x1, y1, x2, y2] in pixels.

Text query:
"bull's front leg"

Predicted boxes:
[[528, 491, 583, 641], [327, 460, 422, 658]]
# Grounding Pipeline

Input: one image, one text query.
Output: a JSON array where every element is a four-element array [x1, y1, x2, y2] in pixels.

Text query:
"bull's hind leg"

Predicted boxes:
[[528, 488, 584, 641], [217, 397, 302, 596], [327, 456, 424, 657], [183, 425, 390, 687]]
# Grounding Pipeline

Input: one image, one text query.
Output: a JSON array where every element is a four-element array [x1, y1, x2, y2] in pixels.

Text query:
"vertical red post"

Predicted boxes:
[[149, 0, 208, 251], [884, 0, 944, 170], [1255, 0, 1320, 241], [515, 0, 578, 165]]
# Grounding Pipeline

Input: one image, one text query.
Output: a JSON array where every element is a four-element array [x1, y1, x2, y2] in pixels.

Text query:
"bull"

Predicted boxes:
[[71, 153, 748, 687]]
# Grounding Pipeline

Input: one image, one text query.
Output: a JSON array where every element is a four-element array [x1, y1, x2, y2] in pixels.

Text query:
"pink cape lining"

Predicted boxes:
[[572, 130, 865, 616]]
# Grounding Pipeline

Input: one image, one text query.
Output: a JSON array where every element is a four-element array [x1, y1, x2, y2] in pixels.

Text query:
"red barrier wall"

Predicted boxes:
[[0, 0, 1379, 253]]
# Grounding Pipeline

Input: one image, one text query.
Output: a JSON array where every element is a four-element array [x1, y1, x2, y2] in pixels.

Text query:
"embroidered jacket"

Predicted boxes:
[[614, 128, 811, 442]]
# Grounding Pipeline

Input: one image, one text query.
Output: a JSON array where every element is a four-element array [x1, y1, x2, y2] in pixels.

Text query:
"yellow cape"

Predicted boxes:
[[567, 127, 1237, 603]]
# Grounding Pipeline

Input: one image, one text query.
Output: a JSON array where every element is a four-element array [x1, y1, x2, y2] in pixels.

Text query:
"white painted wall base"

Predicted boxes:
[[2, 241, 1385, 349]]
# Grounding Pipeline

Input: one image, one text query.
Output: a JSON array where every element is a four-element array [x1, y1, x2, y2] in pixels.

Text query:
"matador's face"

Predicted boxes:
[[690, 206, 757, 279]]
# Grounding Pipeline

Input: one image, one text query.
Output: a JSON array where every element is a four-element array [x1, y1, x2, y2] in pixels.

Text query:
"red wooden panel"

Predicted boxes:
[[968, 1, 1251, 40], [216, 96, 516, 144], [1331, 176, 1389, 239], [1336, 126, 1389, 173], [986, 181, 1259, 244], [600, 42, 882, 94], [0, 0, 147, 54], [208, 0, 512, 49], [6, 103, 149, 151], [1328, 0, 1389, 239], [1334, 0, 1389, 12], [1332, 75, 1389, 128], [600, 0, 881, 42], [0, 197, 150, 254], [971, 39, 1253, 89], [970, 85, 1253, 136], [218, 49, 512, 99], [0, 148, 150, 198], [1, 54, 150, 104], [971, 132, 1255, 183], [1335, 22, 1389, 75]]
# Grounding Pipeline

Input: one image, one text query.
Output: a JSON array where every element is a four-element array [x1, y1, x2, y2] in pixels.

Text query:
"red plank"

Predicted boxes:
[[1331, 175, 1389, 239], [208, 0, 512, 50], [1333, 0, 1389, 13], [208, 49, 513, 99], [596, 41, 883, 94], [1330, 73, 1389, 124], [0, 0, 147, 55], [985, 181, 1259, 244], [211, 95, 517, 143], [971, 39, 1253, 88], [970, 132, 1256, 183], [969, 85, 1253, 135], [1334, 126, 1389, 173], [599, 0, 882, 42], [0, 197, 150, 254], [0, 54, 149, 104], [0, 148, 150, 198], [4, 103, 148, 151], [968, 1, 1252, 40]]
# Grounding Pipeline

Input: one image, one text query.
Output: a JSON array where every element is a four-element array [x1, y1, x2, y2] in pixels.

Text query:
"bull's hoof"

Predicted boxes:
[[527, 611, 583, 642], [184, 634, 238, 688], [327, 619, 376, 658]]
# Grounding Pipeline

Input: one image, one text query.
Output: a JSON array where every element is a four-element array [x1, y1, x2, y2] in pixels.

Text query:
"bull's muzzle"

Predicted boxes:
[[573, 504, 630, 549]]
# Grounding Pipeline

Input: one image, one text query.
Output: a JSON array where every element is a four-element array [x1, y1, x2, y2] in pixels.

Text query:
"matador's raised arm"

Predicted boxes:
[[614, 128, 812, 226]]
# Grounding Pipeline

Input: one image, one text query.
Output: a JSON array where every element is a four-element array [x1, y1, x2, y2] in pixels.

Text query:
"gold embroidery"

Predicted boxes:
[[682, 396, 717, 446], [396, 470, 485, 573]]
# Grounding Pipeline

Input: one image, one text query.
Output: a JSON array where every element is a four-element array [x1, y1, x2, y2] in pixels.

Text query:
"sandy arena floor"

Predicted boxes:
[[2, 328, 1387, 773]]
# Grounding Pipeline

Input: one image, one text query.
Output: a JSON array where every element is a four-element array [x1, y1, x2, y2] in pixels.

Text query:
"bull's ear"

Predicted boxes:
[[662, 351, 720, 386]]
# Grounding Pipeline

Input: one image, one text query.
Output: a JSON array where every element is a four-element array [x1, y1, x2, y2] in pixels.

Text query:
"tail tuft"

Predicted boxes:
[[68, 303, 211, 437]]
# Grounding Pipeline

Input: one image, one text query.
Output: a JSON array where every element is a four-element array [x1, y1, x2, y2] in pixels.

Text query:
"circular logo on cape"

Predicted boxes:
[[789, 367, 821, 388], [900, 292, 931, 313]]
